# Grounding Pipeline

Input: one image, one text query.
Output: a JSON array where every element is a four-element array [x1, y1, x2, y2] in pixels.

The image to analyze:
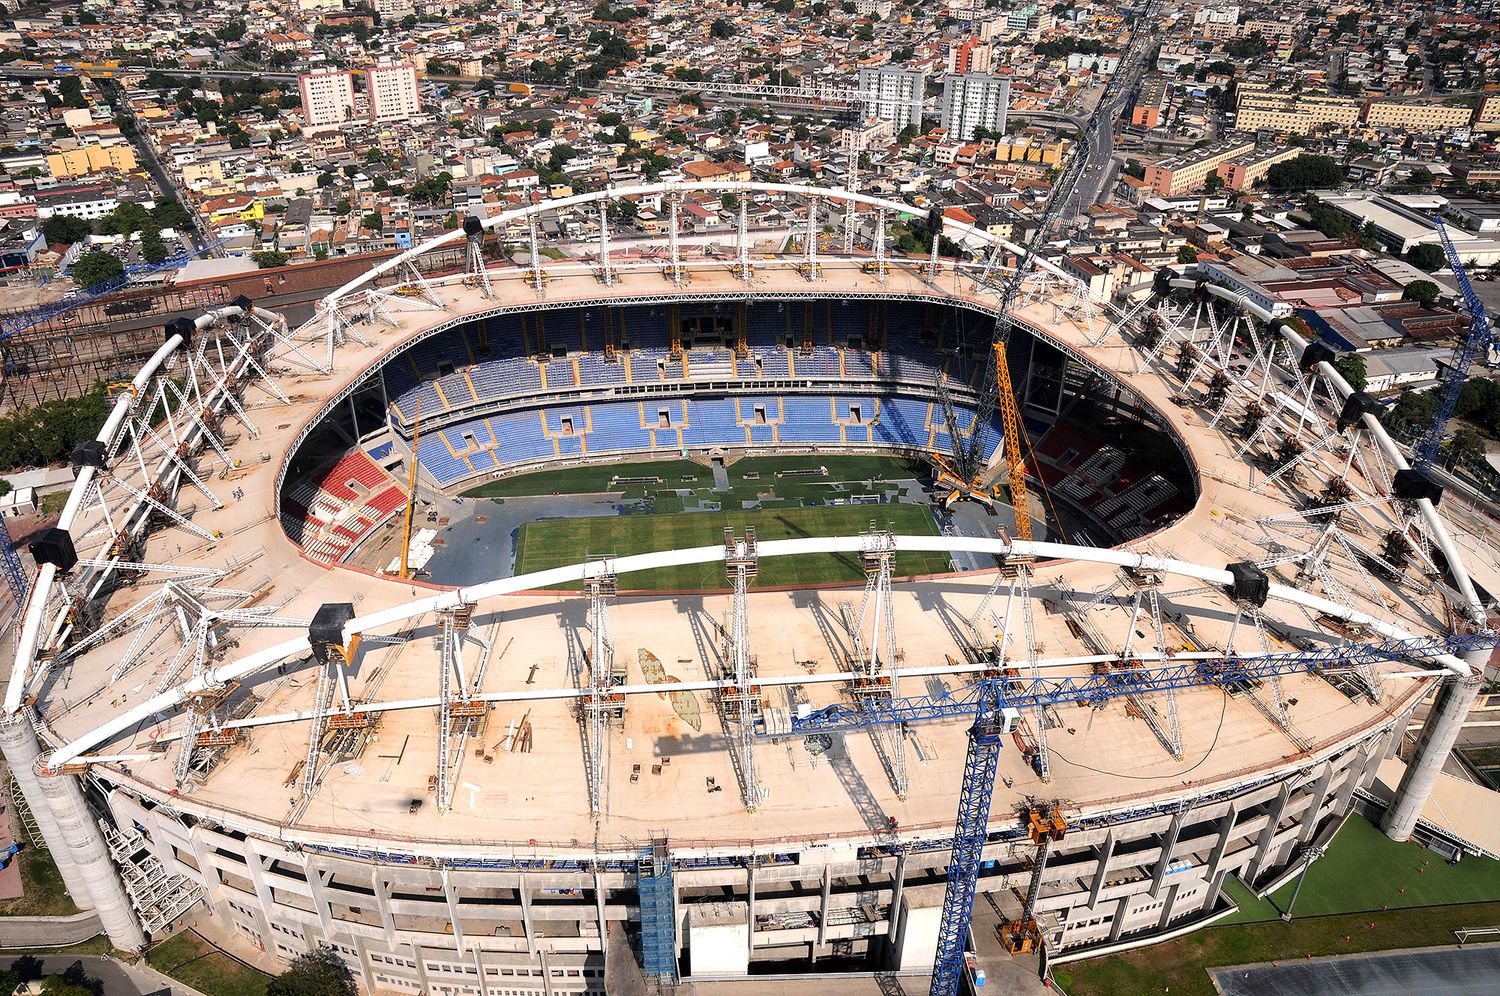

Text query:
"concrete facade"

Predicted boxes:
[[91, 728, 1385, 993]]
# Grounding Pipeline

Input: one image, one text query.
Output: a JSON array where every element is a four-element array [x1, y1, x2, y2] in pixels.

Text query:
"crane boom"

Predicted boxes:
[[1415, 218, 1496, 470], [993, 342, 1031, 541], [399, 399, 422, 579]]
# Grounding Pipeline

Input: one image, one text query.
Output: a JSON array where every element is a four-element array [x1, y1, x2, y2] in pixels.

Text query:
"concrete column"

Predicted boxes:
[[1150, 811, 1186, 895], [1155, 883, 1180, 931], [0, 714, 91, 909], [1297, 763, 1336, 847], [519, 882, 538, 959], [243, 848, 278, 949], [593, 867, 607, 957], [1384, 671, 1483, 842], [746, 861, 757, 962], [374, 872, 397, 948], [352, 934, 377, 994], [817, 865, 831, 948], [409, 940, 432, 994], [1201, 805, 1238, 913], [186, 826, 233, 926], [887, 849, 908, 965], [1107, 896, 1128, 942], [1248, 782, 1292, 886], [33, 760, 146, 950], [306, 863, 338, 945], [1089, 831, 1115, 908]]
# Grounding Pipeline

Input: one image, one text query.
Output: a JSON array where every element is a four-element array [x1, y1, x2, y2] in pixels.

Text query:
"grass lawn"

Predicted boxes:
[[461, 454, 927, 501], [147, 930, 270, 996], [515, 503, 949, 590], [1220, 815, 1500, 924], [1057, 815, 1500, 995], [461, 458, 707, 499], [0, 844, 81, 918], [1054, 900, 1500, 996]]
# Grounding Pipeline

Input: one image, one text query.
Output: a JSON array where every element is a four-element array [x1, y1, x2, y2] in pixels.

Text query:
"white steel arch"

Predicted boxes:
[[42, 532, 1473, 768]]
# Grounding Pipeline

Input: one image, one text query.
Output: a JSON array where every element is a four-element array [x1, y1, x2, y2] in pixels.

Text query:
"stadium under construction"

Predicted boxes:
[[2, 182, 1495, 996]]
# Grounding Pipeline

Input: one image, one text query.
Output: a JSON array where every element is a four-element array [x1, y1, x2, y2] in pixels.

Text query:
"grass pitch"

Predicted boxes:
[[514, 502, 950, 590]]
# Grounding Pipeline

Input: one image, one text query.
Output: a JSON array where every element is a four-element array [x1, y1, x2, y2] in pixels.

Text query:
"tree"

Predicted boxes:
[[1204, 172, 1225, 193], [1407, 243, 1447, 272], [317, 171, 334, 188], [152, 198, 193, 230], [139, 228, 168, 265], [1406, 165, 1435, 188], [1176, 245, 1199, 264], [1265, 154, 1345, 193], [1333, 352, 1368, 392], [709, 17, 736, 38], [721, 192, 739, 211], [252, 250, 289, 269], [361, 211, 383, 231], [41, 215, 90, 245], [99, 201, 154, 237], [1402, 279, 1440, 306], [71, 251, 123, 288], [266, 948, 357, 996], [1447, 427, 1486, 467]]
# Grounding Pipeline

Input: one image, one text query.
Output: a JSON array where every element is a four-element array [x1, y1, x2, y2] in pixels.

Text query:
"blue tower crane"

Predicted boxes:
[[0, 516, 29, 610], [1413, 218, 1496, 472], [776, 630, 1492, 996]]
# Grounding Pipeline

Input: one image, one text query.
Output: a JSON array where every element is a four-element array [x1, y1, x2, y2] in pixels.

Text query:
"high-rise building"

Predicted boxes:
[[856, 66, 926, 132], [297, 70, 356, 134], [939, 73, 1010, 141], [366, 62, 422, 124], [946, 37, 992, 76]]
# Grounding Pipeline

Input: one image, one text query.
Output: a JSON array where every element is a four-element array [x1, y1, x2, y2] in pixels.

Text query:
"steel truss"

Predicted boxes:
[[849, 528, 907, 799], [785, 633, 1493, 737], [723, 531, 763, 810], [583, 568, 620, 818]]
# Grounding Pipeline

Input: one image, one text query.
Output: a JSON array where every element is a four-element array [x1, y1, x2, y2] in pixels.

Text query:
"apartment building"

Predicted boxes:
[[1131, 75, 1169, 129], [1234, 93, 1361, 136], [298, 70, 357, 133], [366, 62, 422, 124], [856, 66, 926, 131], [1364, 100, 1473, 132], [1145, 139, 1256, 196], [939, 73, 1011, 141], [45, 144, 137, 179], [1215, 146, 1300, 191]]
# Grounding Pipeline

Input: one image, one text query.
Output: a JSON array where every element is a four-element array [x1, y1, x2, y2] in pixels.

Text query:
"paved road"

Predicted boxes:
[[0, 911, 101, 949], [1213, 945, 1500, 995], [4, 954, 191, 996]]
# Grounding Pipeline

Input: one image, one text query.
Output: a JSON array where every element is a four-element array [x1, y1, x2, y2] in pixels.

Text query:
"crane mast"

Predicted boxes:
[[1413, 217, 1496, 472]]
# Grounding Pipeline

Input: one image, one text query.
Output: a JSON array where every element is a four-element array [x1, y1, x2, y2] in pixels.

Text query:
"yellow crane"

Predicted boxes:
[[931, 341, 1032, 541], [992, 341, 1031, 543], [399, 399, 421, 579]]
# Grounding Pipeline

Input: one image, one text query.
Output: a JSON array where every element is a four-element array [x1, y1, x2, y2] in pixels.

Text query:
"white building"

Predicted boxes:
[[297, 70, 356, 134], [366, 63, 422, 124], [856, 66, 926, 132], [939, 73, 1010, 141]]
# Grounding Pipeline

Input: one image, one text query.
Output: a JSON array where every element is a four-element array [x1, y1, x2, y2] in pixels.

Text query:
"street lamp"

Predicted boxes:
[[1280, 843, 1327, 922]]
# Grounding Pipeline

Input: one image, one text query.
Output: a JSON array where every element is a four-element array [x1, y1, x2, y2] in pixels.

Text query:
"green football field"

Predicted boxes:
[[514, 502, 950, 590]]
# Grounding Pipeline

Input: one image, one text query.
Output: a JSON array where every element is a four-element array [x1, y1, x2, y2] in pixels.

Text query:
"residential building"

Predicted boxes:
[[1234, 92, 1362, 136], [1131, 75, 1168, 129], [856, 66, 926, 132], [1215, 146, 1300, 191], [1144, 139, 1256, 196], [1364, 100, 1473, 132], [1475, 95, 1500, 133], [366, 63, 421, 124], [298, 70, 357, 133], [939, 73, 1010, 142], [946, 38, 992, 75], [45, 144, 137, 179]]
